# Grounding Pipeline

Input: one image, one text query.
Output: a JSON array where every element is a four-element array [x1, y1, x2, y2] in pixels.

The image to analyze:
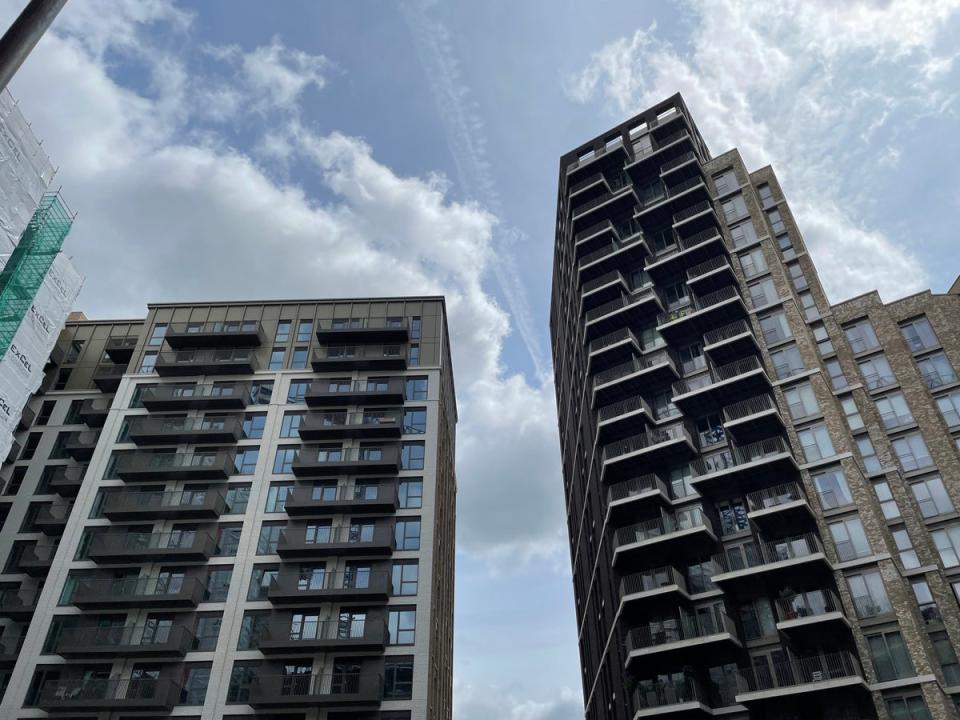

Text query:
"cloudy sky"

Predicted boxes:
[[4, 0, 960, 717]]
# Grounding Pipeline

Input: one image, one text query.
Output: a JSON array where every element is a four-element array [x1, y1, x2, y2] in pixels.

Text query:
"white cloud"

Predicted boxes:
[[564, 0, 960, 302], [455, 682, 582, 720]]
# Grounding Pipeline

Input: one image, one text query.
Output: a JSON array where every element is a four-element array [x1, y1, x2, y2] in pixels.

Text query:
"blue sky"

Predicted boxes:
[[4, 1, 960, 717]]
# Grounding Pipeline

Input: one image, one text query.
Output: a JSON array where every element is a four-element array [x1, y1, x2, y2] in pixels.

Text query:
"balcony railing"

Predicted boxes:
[[127, 415, 243, 442], [155, 347, 257, 373], [139, 382, 251, 409], [38, 677, 182, 711], [0, 587, 39, 617], [632, 675, 706, 713], [103, 489, 225, 518], [598, 395, 652, 423], [588, 327, 639, 355], [593, 350, 674, 388], [922, 368, 958, 390], [723, 394, 777, 424], [54, 623, 194, 655], [690, 436, 791, 478], [685, 253, 730, 283], [737, 651, 862, 694], [607, 474, 669, 504], [602, 423, 693, 463], [585, 286, 661, 324], [567, 136, 627, 173], [658, 285, 741, 326], [704, 318, 752, 347], [714, 533, 824, 574], [615, 507, 711, 549], [48, 465, 86, 496], [248, 671, 383, 707], [582, 269, 626, 296], [72, 575, 207, 608], [673, 199, 713, 225], [164, 321, 263, 349], [578, 233, 645, 271], [571, 176, 634, 220], [88, 531, 215, 561], [115, 451, 234, 478], [620, 566, 687, 599], [626, 606, 736, 653], [660, 150, 697, 174], [629, 129, 688, 164], [672, 355, 764, 397], [775, 588, 843, 623], [257, 617, 387, 650], [277, 524, 395, 556], [268, 569, 391, 601], [746, 482, 806, 513]]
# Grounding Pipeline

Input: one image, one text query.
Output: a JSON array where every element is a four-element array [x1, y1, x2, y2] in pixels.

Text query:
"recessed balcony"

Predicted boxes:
[[0, 587, 39, 620], [577, 232, 648, 285], [580, 269, 632, 315], [592, 349, 678, 406], [47, 465, 85, 497], [87, 531, 216, 564], [102, 489, 226, 520], [38, 677, 182, 713], [735, 651, 867, 705], [671, 356, 770, 413], [256, 617, 387, 654], [53, 623, 195, 658], [656, 286, 747, 341], [685, 254, 736, 293], [631, 675, 713, 718], [19, 542, 57, 576], [584, 286, 664, 340], [619, 566, 690, 613], [64, 430, 100, 461], [164, 320, 264, 348], [247, 670, 383, 710], [775, 589, 850, 642], [689, 437, 797, 495], [644, 226, 725, 279], [155, 347, 257, 376], [92, 364, 125, 392], [78, 397, 111, 427], [268, 569, 391, 605], [597, 396, 655, 443], [140, 382, 251, 411], [745, 482, 814, 534], [607, 475, 672, 520], [315, 318, 409, 343], [574, 217, 641, 258], [312, 345, 407, 371], [35, 504, 72, 535], [672, 199, 719, 234], [703, 319, 759, 365], [305, 378, 405, 407], [72, 575, 207, 610], [104, 336, 139, 363], [601, 423, 697, 482], [127, 415, 243, 445], [659, 149, 698, 178], [276, 523, 395, 559], [586, 328, 643, 374], [625, 607, 740, 672], [721, 394, 784, 443], [613, 508, 716, 566], [283, 483, 399, 516], [633, 174, 709, 227], [114, 451, 236, 482], [711, 533, 831, 588], [291, 445, 401, 477], [298, 410, 403, 441], [624, 126, 692, 177], [567, 134, 632, 179], [571, 179, 637, 233]]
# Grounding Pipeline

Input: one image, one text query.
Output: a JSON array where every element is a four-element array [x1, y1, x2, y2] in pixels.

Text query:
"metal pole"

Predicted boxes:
[[0, 0, 68, 93]]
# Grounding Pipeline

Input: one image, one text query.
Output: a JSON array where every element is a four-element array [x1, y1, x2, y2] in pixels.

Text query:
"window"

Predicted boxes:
[[410, 316, 421, 340], [847, 570, 891, 618], [856, 437, 881, 473], [392, 561, 418, 595], [395, 519, 421, 550], [841, 397, 864, 432], [20, 432, 41, 460], [913, 581, 942, 626], [931, 631, 960, 685], [900, 317, 938, 353], [713, 169, 738, 195], [405, 376, 428, 401], [758, 310, 791, 345], [757, 182, 774, 205], [783, 382, 819, 420], [874, 481, 901, 520], [893, 528, 920, 570], [829, 516, 871, 561], [242, 413, 266, 439], [383, 657, 414, 700], [148, 324, 166, 346], [287, 380, 310, 404], [858, 353, 894, 390], [767, 207, 785, 234], [266, 483, 294, 513], [868, 631, 914, 681], [770, 344, 804, 380], [194, 615, 222, 651], [825, 359, 848, 391], [181, 665, 211, 705], [911, 476, 954, 518], [401, 442, 425, 470], [247, 566, 278, 600], [812, 323, 833, 355], [787, 262, 808, 290], [844, 319, 879, 354], [139, 353, 157, 373], [729, 220, 758, 248], [269, 348, 285, 370], [275, 321, 291, 342], [408, 344, 420, 366], [257, 524, 284, 554], [280, 412, 304, 438], [797, 423, 834, 463], [388, 608, 416, 645], [747, 277, 777, 308], [935, 390, 960, 426], [918, 352, 957, 389], [403, 408, 427, 434], [234, 448, 259, 475], [777, 232, 796, 260], [932, 526, 960, 568], [892, 433, 933, 472], [812, 468, 852, 509], [64, 399, 84, 423], [798, 291, 819, 321], [717, 498, 748, 535], [205, 567, 232, 602], [237, 613, 270, 650], [721, 194, 747, 222], [290, 347, 308, 369], [224, 484, 250, 514], [875, 392, 913, 430], [227, 663, 258, 702], [273, 446, 298, 474], [399, 479, 423, 509], [739, 247, 768, 278], [886, 696, 933, 720], [296, 320, 313, 342], [216, 525, 242, 556], [249, 380, 273, 404]]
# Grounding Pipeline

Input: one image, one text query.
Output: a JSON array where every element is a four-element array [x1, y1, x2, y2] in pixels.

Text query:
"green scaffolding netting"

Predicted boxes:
[[0, 192, 74, 360]]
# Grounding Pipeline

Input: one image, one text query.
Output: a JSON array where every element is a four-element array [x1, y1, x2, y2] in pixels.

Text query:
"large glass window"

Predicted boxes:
[[234, 448, 259, 475], [893, 529, 920, 570], [739, 247, 768, 279], [868, 631, 915, 682], [797, 423, 834, 463], [892, 433, 933, 472], [388, 608, 417, 645], [787, 261, 808, 290], [825, 359, 848, 391], [856, 437, 881, 473], [242, 413, 266, 439], [395, 520, 421, 550], [847, 570, 891, 618], [296, 320, 313, 342], [858, 353, 894, 390], [931, 631, 960, 685], [770, 344, 805, 380], [829, 516, 871, 561], [287, 380, 311, 404], [932, 525, 960, 568], [840, 397, 864, 432], [275, 321, 291, 342], [936, 390, 960, 426], [273, 446, 298, 474], [266, 483, 294, 513], [401, 442, 425, 470], [392, 561, 418, 595], [887, 696, 933, 720], [918, 352, 957, 389], [900, 317, 938, 353], [783, 382, 818, 420], [875, 392, 913, 430], [181, 665, 211, 705], [729, 220, 758, 248], [874, 481, 901, 520], [721, 194, 747, 222], [911, 476, 954, 518], [205, 567, 232, 602], [405, 377, 428, 401], [257, 524, 284, 554], [758, 311, 791, 345], [843, 319, 879, 354], [747, 277, 777, 308], [767, 208, 785, 234], [403, 409, 427, 434], [280, 412, 304, 438], [399, 479, 423, 509], [812, 468, 852, 509], [383, 657, 414, 700]]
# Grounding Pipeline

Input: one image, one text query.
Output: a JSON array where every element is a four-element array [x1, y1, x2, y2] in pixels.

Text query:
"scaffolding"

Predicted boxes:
[[0, 191, 73, 360]]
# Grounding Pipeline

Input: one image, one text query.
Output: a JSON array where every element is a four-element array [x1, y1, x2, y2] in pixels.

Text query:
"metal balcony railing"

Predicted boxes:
[[686, 254, 730, 282], [167, 321, 259, 335], [775, 588, 843, 622], [588, 327, 639, 355], [672, 355, 763, 397], [607, 474, 669, 504], [704, 318, 752, 347], [714, 533, 823, 573], [723, 394, 777, 424], [38, 677, 181, 707], [673, 199, 713, 225], [630, 129, 688, 162], [249, 671, 382, 701], [578, 232, 645, 270], [632, 675, 705, 712], [658, 285, 740, 326], [115, 451, 233, 474], [627, 606, 736, 652], [598, 395, 652, 423], [690, 436, 791, 477], [745, 482, 805, 513], [156, 347, 255, 367], [74, 575, 207, 600], [620, 566, 687, 598], [738, 651, 861, 692], [307, 410, 402, 428], [128, 416, 241, 435], [279, 525, 393, 547], [104, 489, 223, 512], [581, 269, 625, 295], [90, 531, 214, 555], [922, 368, 958, 389], [585, 286, 661, 324], [55, 623, 194, 650], [258, 617, 386, 645], [615, 507, 711, 549], [294, 446, 399, 465], [314, 345, 404, 361], [593, 350, 673, 388], [603, 423, 692, 463], [140, 382, 250, 405], [571, 175, 634, 219], [269, 569, 391, 595], [567, 136, 626, 173]]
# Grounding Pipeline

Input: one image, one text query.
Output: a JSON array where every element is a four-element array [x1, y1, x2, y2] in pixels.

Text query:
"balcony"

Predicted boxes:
[[87, 531, 216, 563], [613, 508, 716, 566], [0, 587, 39, 620], [299, 410, 403, 441], [577, 232, 648, 285], [78, 397, 111, 427], [571, 178, 638, 231], [72, 575, 206, 609], [305, 378, 405, 407], [735, 651, 867, 705], [745, 482, 814, 534], [48, 465, 85, 497], [580, 269, 632, 314], [53, 623, 195, 658], [316, 318, 409, 343], [115, 451, 235, 482], [625, 607, 740, 672], [703, 319, 759, 364], [587, 328, 643, 374], [103, 489, 226, 520], [711, 534, 831, 588], [248, 671, 383, 710], [689, 437, 796, 495], [127, 415, 243, 445], [104, 336, 139, 363], [312, 345, 407, 371], [624, 126, 692, 176], [92, 364, 125, 392], [645, 227, 724, 279], [38, 677, 182, 713], [597, 396, 654, 443], [657, 286, 746, 341], [19, 542, 57, 576], [155, 347, 257, 376], [284, 484, 399, 515], [685, 253, 735, 293], [672, 199, 718, 232], [775, 589, 849, 641], [276, 524, 395, 559], [601, 423, 697, 482], [634, 175, 709, 227], [607, 475, 672, 519], [268, 569, 391, 605], [584, 286, 664, 340], [35, 504, 72, 535], [619, 566, 689, 612], [567, 135, 632, 178], [292, 446, 401, 477], [721, 394, 784, 443], [140, 382, 251, 411], [574, 217, 642, 259], [164, 320, 264, 348], [64, 430, 100, 461], [592, 349, 678, 406], [257, 617, 387, 654], [671, 356, 770, 413], [631, 675, 713, 718]]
